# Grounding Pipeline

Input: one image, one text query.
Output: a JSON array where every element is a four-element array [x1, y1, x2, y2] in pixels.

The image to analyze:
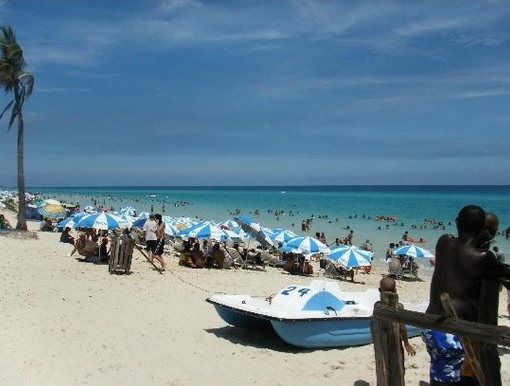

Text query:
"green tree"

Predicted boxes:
[[0, 26, 34, 230]]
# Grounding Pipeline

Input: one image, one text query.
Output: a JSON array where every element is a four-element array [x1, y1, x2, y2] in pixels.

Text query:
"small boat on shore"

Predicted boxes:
[[206, 279, 425, 349]]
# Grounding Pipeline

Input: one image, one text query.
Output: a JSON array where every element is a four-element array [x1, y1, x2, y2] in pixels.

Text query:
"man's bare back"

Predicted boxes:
[[427, 234, 488, 321], [427, 205, 510, 321]]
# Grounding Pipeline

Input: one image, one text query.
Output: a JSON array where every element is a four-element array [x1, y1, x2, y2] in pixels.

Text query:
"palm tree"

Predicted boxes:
[[0, 26, 34, 230]]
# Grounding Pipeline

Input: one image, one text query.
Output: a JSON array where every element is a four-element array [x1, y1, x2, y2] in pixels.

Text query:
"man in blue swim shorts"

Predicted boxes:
[[421, 329, 464, 384]]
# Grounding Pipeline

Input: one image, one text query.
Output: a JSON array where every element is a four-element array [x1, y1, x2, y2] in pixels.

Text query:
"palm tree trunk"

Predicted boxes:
[[15, 90, 27, 230]]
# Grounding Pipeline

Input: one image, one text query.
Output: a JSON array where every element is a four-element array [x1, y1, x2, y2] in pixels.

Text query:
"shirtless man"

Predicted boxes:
[[422, 205, 510, 385]]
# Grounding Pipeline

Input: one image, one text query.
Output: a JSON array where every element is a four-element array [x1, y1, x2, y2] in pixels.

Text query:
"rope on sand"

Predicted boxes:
[[164, 263, 214, 294]]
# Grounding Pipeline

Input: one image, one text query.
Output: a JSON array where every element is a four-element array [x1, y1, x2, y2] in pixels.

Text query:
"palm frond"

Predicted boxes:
[[0, 98, 14, 120], [7, 103, 18, 129], [20, 73, 34, 97]]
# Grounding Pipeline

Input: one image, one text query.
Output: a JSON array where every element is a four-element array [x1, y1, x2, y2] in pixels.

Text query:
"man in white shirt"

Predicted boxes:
[[143, 214, 158, 261]]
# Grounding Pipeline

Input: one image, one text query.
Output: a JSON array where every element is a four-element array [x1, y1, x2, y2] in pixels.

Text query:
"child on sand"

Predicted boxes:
[[379, 276, 416, 358]]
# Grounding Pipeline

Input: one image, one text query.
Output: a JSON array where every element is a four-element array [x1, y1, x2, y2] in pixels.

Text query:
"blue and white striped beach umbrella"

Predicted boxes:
[[75, 212, 129, 230], [219, 219, 240, 230], [57, 212, 89, 229], [235, 215, 275, 248], [221, 229, 244, 243], [180, 221, 225, 240], [56, 217, 76, 229], [327, 245, 372, 269], [136, 212, 150, 220], [393, 244, 434, 258], [132, 217, 147, 229], [119, 206, 137, 217], [282, 236, 330, 255], [270, 229, 297, 243]]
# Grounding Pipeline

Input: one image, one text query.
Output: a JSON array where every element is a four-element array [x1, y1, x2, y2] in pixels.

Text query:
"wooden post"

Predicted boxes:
[[371, 317, 387, 386], [371, 291, 404, 386]]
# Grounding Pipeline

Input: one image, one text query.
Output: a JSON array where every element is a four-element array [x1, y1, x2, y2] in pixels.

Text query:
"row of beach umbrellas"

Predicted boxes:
[[55, 210, 433, 270], [235, 215, 376, 269]]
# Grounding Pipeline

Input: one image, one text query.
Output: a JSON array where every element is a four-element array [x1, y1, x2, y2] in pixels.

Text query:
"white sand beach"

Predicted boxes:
[[1, 208, 509, 386]]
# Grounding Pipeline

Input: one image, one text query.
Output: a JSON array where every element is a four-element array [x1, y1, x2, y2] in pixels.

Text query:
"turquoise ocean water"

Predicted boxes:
[[28, 185, 510, 274]]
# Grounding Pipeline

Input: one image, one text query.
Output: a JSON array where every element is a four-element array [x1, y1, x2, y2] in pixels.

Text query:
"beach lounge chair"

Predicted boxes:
[[237, 248, 266, 270], [260, 250, 283, 268], [387, 257, 414, 279], [225, 247, 244, 269], [387, 257, 403, 278], [322, 260, 355, 282]]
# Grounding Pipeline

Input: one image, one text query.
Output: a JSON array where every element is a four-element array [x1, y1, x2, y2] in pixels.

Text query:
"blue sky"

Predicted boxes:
[[0, 0, 509, 187]]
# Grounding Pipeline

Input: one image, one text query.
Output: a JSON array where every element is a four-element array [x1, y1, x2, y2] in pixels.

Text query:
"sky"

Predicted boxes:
[[0, 0, 509, 187]]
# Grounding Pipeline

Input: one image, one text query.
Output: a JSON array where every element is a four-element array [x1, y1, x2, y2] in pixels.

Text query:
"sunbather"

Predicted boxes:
[[81, 235, 100, 260], [70, 232, 87, 257]]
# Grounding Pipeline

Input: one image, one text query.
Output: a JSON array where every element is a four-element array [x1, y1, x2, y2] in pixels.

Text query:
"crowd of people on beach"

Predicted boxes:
[[4, 192, 510, 386], [49, 203, 510, 385]]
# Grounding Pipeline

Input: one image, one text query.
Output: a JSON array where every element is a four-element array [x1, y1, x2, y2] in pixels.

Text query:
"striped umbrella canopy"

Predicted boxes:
[[56, 217, 75, 229], [327, 245, 372, 269], [393, 244, 434, 258], [180, 221, 225, 240], [270, 229, 297, 243], [75, 212, 129, 230], [235, 215, 274, 248], [162, 216, 188, 237], [56, 213, 88, 229], [119, 206, 137, 217], [282, 236, 330, 255], [221, 229, 244, 243], [219, 219, 240, 230], [169, 216, 196, 230], [132, 217, 147, 229]]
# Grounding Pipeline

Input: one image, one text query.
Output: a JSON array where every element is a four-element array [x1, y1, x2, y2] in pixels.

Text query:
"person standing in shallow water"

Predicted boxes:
[[344, 229, 353, 245]]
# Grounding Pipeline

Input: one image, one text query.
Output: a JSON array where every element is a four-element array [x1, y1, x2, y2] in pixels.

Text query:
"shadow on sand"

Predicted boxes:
[[205, 325, 355, 354]]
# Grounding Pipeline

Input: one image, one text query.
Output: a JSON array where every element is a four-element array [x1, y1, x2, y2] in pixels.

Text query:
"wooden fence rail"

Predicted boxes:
[[371, 292, 510, 386]]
